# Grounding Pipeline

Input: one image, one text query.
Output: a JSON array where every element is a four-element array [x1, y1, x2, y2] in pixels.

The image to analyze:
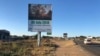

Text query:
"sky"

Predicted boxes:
[[0, 0, 100, 37]]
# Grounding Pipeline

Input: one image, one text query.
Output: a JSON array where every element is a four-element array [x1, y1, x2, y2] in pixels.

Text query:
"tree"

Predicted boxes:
[[79, 36, 87, 40], [92, 37, 96, 39]]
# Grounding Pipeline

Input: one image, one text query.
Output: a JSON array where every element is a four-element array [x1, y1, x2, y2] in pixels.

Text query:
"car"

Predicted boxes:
[[84, 38, 92, 45]]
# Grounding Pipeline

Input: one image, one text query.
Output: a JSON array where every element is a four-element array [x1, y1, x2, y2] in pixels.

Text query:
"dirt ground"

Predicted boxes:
[[92, 40, 100, 43], [52, 39, 96, 56]]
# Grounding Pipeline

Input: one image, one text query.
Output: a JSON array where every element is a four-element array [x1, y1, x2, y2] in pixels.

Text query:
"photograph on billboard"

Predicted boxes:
[[28, 4, 52, 20]]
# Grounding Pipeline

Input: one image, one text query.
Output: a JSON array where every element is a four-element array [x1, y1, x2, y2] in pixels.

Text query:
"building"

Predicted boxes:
[[0, 30, 10, 41]]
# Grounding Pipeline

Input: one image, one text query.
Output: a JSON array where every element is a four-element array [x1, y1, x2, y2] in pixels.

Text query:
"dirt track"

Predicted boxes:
[[52, 40, 96, 56]]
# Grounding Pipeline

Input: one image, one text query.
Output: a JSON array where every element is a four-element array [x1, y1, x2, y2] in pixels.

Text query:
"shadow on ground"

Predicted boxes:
[[44, 43, 59, 48]]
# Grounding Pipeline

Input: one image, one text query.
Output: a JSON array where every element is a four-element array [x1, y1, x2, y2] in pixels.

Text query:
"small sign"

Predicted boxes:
[[63, 33, 67, 38], [47, 32, 52, 35]]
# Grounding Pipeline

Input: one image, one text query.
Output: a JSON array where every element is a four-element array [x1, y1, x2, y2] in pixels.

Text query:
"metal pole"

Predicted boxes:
[[37, 32, 41, 47]]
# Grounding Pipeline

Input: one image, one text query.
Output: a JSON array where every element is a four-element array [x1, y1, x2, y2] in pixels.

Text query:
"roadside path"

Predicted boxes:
[[52, 40, 96, 56]]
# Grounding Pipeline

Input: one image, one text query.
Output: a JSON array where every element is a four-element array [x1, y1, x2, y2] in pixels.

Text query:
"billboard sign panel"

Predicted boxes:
[[63, 33, 67, 37], [28, 4, 52, 32]]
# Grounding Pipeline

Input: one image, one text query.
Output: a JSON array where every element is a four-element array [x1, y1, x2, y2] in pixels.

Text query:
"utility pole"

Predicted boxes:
[[37, 32, 41, 47]]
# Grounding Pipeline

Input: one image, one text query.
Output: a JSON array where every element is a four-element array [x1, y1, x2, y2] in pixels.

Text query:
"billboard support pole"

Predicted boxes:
[[38, 31, 41, 47]]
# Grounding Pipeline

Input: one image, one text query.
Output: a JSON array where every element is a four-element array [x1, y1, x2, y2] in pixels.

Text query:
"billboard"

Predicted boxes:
[[63, 33, 67, 37], [28, 4, 52, 32]]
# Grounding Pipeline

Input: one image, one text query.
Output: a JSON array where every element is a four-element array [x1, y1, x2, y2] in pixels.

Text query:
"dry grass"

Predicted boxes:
[[0, 39, 57, 56]]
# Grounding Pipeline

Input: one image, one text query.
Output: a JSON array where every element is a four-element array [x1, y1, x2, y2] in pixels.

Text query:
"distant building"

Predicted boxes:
[[0, 30, 10, 41]]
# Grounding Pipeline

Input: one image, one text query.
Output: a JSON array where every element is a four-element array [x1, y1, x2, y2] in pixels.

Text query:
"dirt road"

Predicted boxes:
[[52, 39, 96, 56]]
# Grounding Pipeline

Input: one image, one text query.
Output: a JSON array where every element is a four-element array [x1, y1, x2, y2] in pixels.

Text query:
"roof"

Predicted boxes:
[[0, 29, 10, 33]]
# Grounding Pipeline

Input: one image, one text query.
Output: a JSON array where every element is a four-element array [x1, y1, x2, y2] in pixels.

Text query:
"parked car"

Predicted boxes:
[[84, 38, 92, 44]]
